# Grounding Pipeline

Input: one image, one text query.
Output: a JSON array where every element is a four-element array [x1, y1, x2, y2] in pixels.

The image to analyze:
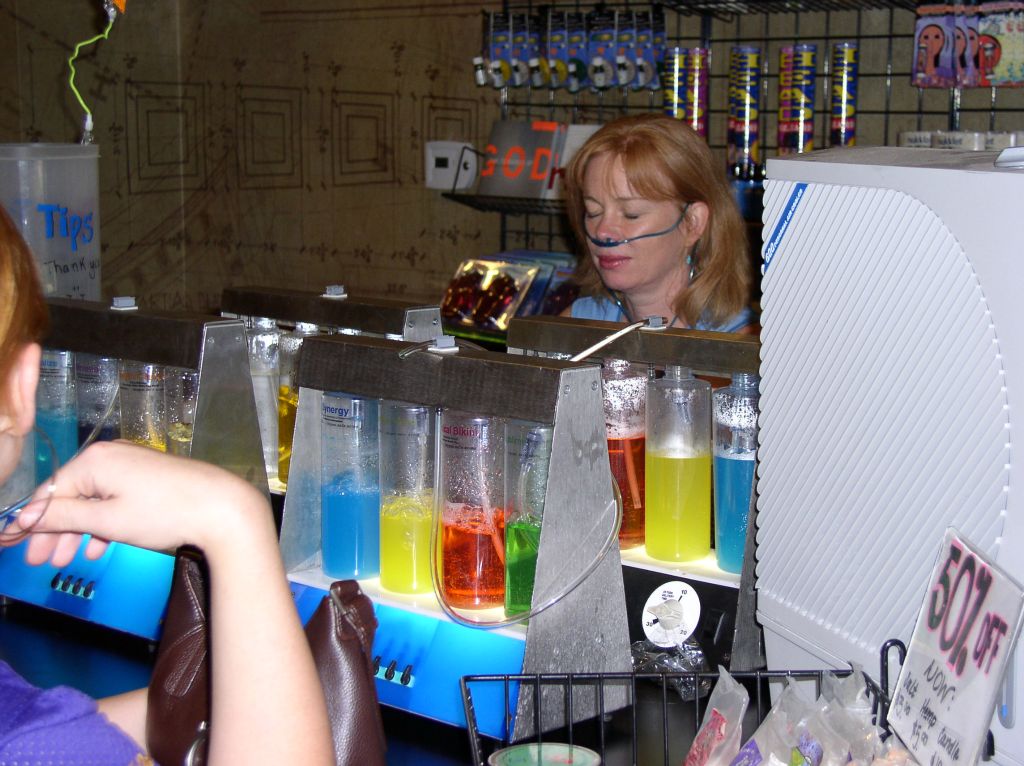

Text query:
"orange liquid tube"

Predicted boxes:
[[608, 434, 645, 548], [441, 502, 505, 609]]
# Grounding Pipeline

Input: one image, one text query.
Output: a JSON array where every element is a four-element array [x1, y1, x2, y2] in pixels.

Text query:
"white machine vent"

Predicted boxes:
[[757, 179, 1009, 673]]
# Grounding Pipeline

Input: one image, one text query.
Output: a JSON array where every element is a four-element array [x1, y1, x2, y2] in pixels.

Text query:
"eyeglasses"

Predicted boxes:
[[0, 390, 118, 541], [583, 203, 690, 249]]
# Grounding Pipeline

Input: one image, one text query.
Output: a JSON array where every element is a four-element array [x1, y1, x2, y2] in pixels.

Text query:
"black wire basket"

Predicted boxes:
[[462, 640, 911, 766]]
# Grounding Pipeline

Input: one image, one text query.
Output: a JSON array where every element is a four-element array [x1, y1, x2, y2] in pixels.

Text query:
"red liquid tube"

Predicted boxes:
[[601, 358, 646, 549], [439, 410, 506, 609]]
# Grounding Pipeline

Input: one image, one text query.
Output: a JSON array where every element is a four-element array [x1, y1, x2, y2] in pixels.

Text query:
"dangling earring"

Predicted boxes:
[[687, 242, 700, 283]]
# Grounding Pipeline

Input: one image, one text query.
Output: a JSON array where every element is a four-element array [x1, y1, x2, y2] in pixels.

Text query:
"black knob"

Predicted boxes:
[[50, 572, 62, 590], [372, 656, 381, 675], [400, 665, 413, 686], [384, 660, 397, 681]]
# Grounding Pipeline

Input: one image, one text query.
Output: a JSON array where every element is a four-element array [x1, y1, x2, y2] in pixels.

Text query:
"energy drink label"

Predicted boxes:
[[830, 42, 858, 147], [778, 43, 817, 155], [684, 47, 709, 138], [663, 47, 686, 119], [727, 46, 761, 180]]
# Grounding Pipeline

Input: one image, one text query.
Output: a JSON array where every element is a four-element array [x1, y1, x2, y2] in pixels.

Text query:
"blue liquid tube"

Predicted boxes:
[[321, 393, 380, 580], [712, 372, 760, 574], [75, 353, 120, 445], [36, 349, 77, 483]]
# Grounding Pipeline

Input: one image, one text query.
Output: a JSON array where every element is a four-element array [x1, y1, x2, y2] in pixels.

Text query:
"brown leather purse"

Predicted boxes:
[[146, 548, 387, 766]]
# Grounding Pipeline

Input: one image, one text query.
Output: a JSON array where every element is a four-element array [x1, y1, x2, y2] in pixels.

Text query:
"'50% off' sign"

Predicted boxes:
[[889, 528, 1024, 766]]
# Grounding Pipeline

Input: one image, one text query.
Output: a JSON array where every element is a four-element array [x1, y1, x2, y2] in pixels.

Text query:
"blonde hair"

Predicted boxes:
[[564, 113, 751, 328], [0, 206, 49, 402]]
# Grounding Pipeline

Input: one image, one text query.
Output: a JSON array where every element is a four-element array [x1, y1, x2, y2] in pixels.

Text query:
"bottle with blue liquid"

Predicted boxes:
[[36, 349, 77, 482], [321, 393, 380, 580], [712, 372, 760, 574], [75, 353, 120, 445]]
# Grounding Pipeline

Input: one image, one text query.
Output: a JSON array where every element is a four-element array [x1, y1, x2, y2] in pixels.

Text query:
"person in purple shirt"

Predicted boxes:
[[0, 206, 334, 764], [561, 114, 756, 335]]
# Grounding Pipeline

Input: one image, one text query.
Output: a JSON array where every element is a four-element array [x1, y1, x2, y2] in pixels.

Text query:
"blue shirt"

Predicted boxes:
[[570, 296, 753, 333]]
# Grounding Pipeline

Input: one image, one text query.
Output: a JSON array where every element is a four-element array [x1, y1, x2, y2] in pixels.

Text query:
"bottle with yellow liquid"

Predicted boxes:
[[379, 402, 435, 594], [118, 360, 167, 452], [645, 365, 711, 562], [278, 321, 319, 486], [166, 368, 199, 457]]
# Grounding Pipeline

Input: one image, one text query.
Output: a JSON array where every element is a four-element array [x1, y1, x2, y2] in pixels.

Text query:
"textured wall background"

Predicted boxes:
[[1, 0, 503, 311], [2, 2, 1022, 312]]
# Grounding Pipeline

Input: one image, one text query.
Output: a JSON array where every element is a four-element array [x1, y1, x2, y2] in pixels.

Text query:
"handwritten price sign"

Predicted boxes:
[[889, 528, 1024, 766]]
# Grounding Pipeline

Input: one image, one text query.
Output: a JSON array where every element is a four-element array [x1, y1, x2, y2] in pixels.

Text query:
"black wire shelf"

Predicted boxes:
[[442, 193, 568, 217]]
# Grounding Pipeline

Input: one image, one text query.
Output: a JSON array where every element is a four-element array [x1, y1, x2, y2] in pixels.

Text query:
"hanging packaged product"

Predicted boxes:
[[912, 4, 956, 88], [727, 46, 762, 180], [830, 42, 858, 147], [247, 316, 281, 482], [440, 259, 540, 333], [586, 7, 617, 90], [645, 365, 712, 563], [602, 359, 647, 550], [712, 373, 759, 575], [321, 393, 380, 580], [663, 47, 687, 120], [508, 14, 531, 87], [778, 44, 816, 155], [488, 12, 513, 88], [504, 422, 553, 616], [685, 47, 711, 138], [545, 9, 569, 89], [649, 5, 667, 91], [278, 321, 319, 485], [379, 401, 435, 594], [633, 9, 657, 90], [36, 349, 77, 482], [615, 10, 638, 87], [119, 360, 166, 452], [75, 352, 119, 445], [439, 410, 505, 610], [566, 12, 589, 92]]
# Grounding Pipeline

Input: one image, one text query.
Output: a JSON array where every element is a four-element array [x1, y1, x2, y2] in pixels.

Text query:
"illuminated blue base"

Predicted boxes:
[[0, 541, 173, 640], [290, 582, 525, 739]]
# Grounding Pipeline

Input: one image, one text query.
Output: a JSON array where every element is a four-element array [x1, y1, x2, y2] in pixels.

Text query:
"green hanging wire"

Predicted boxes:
[[68, 13, 116, 121]]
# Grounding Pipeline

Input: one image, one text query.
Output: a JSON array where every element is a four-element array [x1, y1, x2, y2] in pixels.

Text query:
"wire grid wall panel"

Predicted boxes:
[[497, 3, 1024, 153]]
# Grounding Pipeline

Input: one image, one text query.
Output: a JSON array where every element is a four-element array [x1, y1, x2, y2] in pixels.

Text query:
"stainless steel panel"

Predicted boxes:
[[296, 334, 587, 424], [507, 315, 761, 375], [45, 298, 214, 368], [191, 322, 269, 496], [515, 364, 632, 737], [220, 286, 441, 340]]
